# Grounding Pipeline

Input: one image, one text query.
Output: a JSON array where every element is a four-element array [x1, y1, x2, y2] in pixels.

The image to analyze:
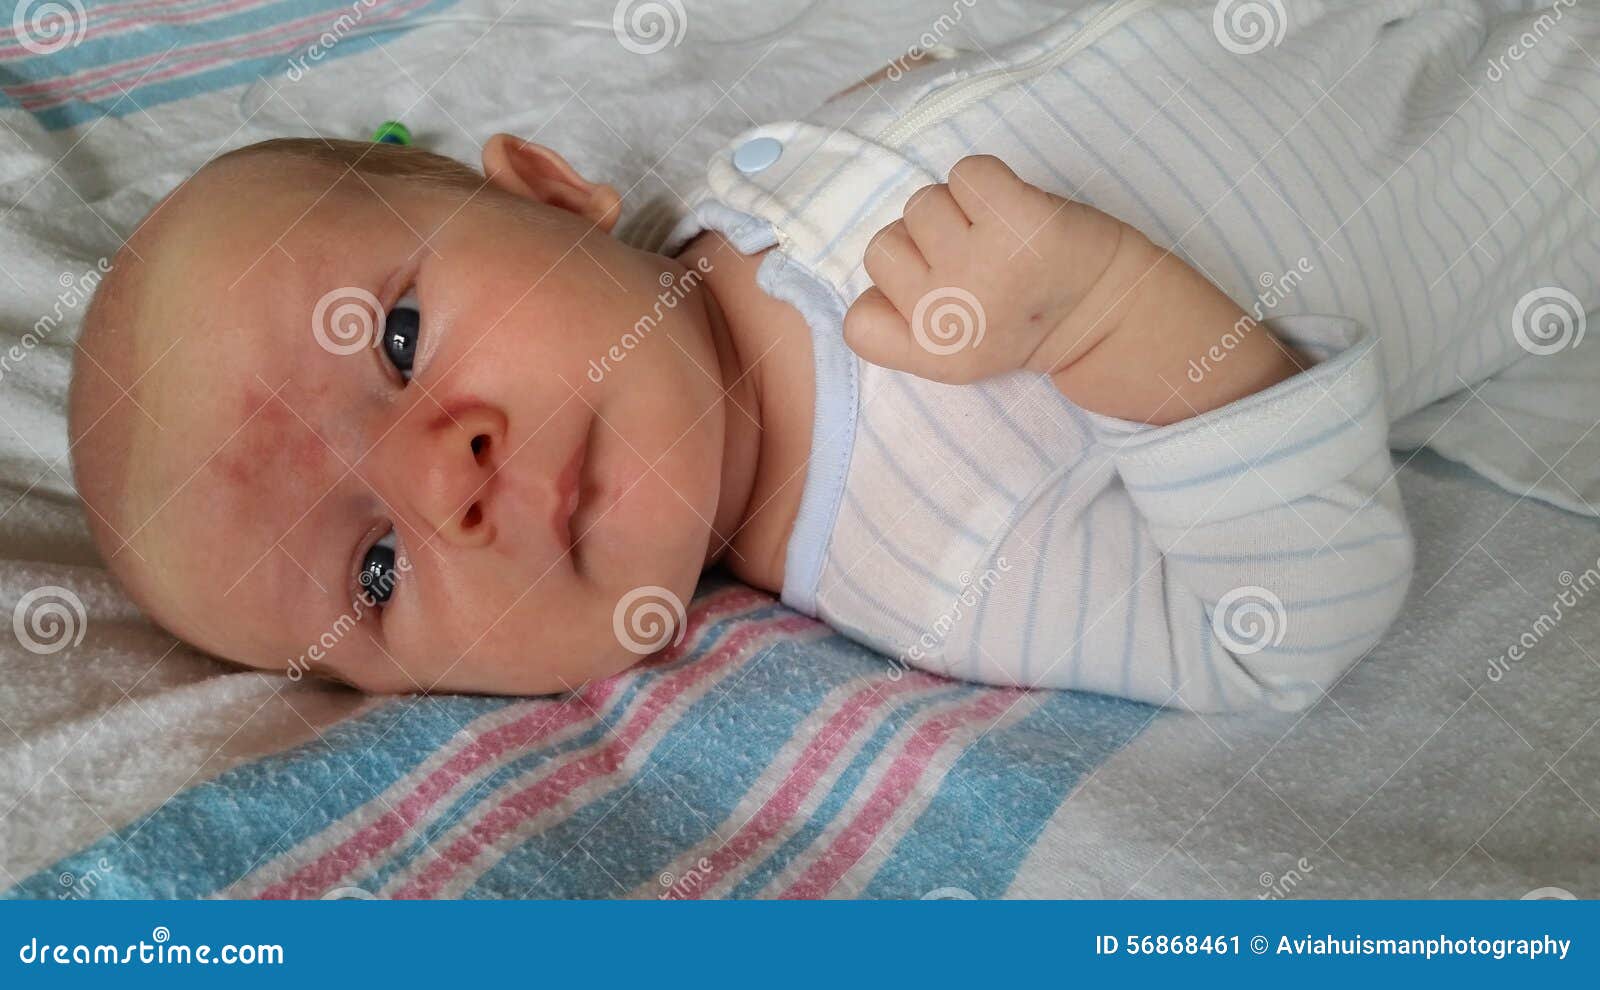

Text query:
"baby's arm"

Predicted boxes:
[[846, 156, 1413, 710]]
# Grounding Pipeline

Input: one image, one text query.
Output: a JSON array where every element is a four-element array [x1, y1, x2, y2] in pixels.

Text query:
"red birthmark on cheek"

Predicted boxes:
[[211, 384, 337, 505]]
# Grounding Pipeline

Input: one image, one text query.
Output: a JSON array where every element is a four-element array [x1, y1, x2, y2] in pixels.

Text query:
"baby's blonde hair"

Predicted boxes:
[[209, 136, 486, 189]]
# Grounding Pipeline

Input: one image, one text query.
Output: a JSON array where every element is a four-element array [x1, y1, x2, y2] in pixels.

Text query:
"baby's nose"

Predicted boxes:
[[386, 404, 505, 548]]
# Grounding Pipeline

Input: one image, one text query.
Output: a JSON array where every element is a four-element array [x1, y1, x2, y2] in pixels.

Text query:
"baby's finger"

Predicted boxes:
[[946, 154, 1051, 232], [862, 219, 929, 315], [844, 286, 925, 374], [845, 285, 982, 384], [902, 183, 971, 264]]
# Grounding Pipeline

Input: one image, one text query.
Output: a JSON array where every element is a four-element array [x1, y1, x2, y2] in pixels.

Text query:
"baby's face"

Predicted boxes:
[[112, 153, 727, 693]]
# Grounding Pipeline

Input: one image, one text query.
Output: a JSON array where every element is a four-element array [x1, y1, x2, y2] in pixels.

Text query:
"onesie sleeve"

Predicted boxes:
[[1088, 315, 1413, 711]]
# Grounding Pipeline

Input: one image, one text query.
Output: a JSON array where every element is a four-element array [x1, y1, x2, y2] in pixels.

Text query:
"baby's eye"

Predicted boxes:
[[383, 291, 420, 380], [359, 530, 400, 605]]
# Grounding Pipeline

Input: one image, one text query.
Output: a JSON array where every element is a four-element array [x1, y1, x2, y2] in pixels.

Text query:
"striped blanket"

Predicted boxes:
[[5, 580, 1149, 899], [3, 0, 1598, 900], [2, 0, 465, 130]]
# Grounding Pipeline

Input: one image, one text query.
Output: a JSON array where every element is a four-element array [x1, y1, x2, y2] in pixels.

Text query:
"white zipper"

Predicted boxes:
[[875, 0, 1165, 148]]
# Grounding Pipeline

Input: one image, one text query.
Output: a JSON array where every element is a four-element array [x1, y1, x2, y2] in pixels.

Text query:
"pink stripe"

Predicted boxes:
[[255, 587, 767, 900], [0, 0, 275, 59], [671, 673, 946, 899], [7, 2, 366, 101], [2, 0, 221, 40], [8, 0, 429, 111], [392, 614, 819, 899], [779, 690, 1021, 899]]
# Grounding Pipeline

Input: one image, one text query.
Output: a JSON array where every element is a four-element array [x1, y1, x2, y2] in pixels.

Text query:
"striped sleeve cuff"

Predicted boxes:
[[1089, 316, 1390, 528]]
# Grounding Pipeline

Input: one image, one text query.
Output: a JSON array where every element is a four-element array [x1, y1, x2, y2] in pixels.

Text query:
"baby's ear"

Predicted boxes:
[[481, 134, 621, 232]]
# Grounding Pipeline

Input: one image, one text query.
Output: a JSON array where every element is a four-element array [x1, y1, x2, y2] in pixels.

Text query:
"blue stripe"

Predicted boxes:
[[358, 604, 790, 892], [727, 685, 973, 898], [861, 689, 1154, 899], [1167, 529, 1410, 565], [7, 694, 516, 899], [1118, 499, 1143, 698], [5, 586, 760, 899], [465, 630, 909, 898], [856, 415, 987, 550], [840, 488, 962, 599], [1124, 373, 1381, 494], [3, 0, 465, 130], [1067, 496, 1096, 685]]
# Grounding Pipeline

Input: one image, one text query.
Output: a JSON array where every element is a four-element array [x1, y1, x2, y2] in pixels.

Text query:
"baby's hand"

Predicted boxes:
[[844, 155, 1142, 385]]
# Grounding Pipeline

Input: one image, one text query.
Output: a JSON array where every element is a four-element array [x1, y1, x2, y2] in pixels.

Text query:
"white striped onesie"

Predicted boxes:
[[666, 0, 1600, 712]]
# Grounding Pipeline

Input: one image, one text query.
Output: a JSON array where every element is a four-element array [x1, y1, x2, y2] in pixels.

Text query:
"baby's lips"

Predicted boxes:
[[550, 432, 589, 550]]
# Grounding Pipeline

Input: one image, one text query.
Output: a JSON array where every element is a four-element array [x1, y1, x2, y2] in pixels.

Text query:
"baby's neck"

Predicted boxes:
[[677, 230, 815, 593]]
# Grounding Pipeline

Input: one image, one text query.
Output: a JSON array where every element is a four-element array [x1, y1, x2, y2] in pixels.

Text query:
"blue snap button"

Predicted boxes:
[[733, 136, 782, 174]]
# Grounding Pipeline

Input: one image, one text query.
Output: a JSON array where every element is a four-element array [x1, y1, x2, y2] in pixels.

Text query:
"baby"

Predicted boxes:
[[68, 1, 1599, 711]]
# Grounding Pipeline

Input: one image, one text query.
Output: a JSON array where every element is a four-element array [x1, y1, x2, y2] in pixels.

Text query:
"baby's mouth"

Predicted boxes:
[[552, 425, 589, 554]]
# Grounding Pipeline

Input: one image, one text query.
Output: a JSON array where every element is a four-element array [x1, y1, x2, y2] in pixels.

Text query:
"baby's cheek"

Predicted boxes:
[[213, 386, 340, 503]]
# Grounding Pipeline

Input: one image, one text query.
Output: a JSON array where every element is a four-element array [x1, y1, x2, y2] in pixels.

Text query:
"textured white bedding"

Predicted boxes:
[[1, 0, 1596, 898]]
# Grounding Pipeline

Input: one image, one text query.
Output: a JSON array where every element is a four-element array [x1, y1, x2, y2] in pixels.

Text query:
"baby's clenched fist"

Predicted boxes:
[[844, 154, 1145, 385]]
